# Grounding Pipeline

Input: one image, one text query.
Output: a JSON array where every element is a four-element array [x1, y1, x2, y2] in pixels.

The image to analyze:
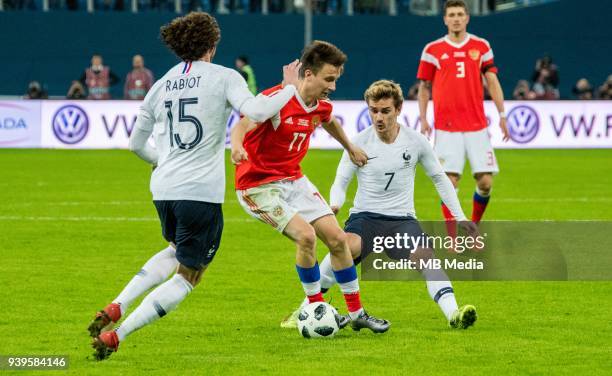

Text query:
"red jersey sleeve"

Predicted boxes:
[[480, 41, 498, 75], [416, 46, 438, 81], [320, 100, 333, 123]]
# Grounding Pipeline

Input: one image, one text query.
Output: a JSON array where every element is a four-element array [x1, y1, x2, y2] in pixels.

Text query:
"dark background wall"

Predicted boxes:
[[0, 0, 609, 99]]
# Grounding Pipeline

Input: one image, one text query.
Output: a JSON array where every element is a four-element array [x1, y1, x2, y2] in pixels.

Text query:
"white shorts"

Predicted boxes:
[[236, 176, 333, 233], [434, 129, 499, 176]]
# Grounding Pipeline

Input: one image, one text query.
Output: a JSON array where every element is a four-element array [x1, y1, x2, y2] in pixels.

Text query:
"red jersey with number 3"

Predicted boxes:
[[417, 34, 497, 132], [235, 85, 333, 190]]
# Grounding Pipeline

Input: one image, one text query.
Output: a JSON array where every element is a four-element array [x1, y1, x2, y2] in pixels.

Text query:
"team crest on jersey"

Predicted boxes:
[[402, 151, 412, 167], [272, 206, 284, 217], [311, 115, 321, 127], [469, 49, 480, 60]]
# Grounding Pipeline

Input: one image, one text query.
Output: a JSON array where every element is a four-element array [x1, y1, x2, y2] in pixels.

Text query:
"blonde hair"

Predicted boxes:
[[364, 80, 404, 109]]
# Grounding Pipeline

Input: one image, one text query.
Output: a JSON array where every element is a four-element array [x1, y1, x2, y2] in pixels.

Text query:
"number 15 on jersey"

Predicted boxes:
[[164, 97, 203, 150]]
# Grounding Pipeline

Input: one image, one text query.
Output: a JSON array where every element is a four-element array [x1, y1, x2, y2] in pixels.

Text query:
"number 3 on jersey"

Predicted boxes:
[[456, 61, 466, 78], [164, 97, 203, 150], [288, 132, 307, 151]]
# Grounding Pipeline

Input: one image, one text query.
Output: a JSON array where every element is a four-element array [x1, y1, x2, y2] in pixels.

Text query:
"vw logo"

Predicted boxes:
[[356, 107, 372, 133], [52, 105, 89, 144], [507, 105, 539, 144]]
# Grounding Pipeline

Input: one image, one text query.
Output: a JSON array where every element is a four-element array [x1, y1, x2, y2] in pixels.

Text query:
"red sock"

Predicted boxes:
[[307, 292, 325, 303], [441, 203, 457, 238], [343, 292, 362, 313], [472, 191, 490, 224]]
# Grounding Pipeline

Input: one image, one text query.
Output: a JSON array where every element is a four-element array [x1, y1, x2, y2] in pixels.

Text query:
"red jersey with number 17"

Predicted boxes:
[[417, 33, 498, 132], [235, 85, 333, 190]]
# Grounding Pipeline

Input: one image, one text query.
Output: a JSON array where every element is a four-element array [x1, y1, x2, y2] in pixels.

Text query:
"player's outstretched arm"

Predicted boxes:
[[230, 117, 258, 165], [322, 117, 368, 167], [485, 72, 509, 142], [417, 80, 432, 137], [228, 60, 301, 123], [128, 107, 158, 165], [329, 150, 357, 214]]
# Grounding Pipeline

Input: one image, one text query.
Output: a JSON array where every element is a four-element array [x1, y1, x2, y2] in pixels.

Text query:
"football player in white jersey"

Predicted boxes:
[[88, 12, 301, 360], [282, 80, 479, 330]]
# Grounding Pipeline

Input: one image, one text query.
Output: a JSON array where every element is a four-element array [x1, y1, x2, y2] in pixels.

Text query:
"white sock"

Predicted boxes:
[[113, 246, 178, 315], [115, 274, 192, 341], [422, 268, 458, 321], [319, 253, 337, 291]]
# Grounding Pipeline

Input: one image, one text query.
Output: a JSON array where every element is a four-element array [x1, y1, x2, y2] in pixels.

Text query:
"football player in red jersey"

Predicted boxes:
[[231, 41, 390, 333], [417, 0, 509, 229]]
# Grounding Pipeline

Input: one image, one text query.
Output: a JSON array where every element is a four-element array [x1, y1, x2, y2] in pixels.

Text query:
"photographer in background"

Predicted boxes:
[[512, 79, 535, 100], [24, 81, 48, 99], [597, 75, 612, 99], [531, 55, 559, 99], [572, 78, 594, 100]]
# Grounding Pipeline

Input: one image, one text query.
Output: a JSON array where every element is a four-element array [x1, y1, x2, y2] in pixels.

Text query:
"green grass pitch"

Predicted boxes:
[[1, 148, 611, 375]]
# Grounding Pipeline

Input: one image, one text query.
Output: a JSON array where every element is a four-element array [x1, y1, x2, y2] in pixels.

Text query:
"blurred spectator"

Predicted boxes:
[[235, 55, 258, 95], [67, 81, 87, 99], [406, 81, 419, 100], [124, 54, 154, 100], [572, 78, 594, 100], [512, 79, 536, 100], [79, 54, 120, 100], [24, 81, 48, 99], [531, 54, 559, 89], [532, 68, 559, 99], [597, 75, 612, 99]]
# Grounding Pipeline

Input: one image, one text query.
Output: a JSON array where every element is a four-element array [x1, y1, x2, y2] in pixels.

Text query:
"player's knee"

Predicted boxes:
[[177, 264, 205, 287], [476, 174, 493, 193], [327, 230, 348, 254], [295, 227, 317, 251]]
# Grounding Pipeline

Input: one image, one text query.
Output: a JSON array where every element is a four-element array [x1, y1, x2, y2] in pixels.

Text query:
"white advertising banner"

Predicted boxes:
[[326, 101, 612, 149], [18, 100, 612, 149], [0, 101, 42, 147], [41, 100, 140, 148]]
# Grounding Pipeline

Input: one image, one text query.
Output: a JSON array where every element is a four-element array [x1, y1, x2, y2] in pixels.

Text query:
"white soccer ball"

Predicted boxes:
[[297, 302, 340, 339]]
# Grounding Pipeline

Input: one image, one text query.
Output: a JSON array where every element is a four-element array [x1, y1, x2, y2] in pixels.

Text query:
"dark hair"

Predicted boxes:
[[237, 55, 249, 64], [444, 0, 468, 15], [299, 40, 347, 78], [160, 12, 221, 62]]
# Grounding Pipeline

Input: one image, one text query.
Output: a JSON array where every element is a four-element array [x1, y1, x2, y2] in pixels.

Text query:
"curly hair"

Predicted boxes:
[[160, 12, 221, 62], [299, 40, 347, 78], [364, 80, 404, 110]]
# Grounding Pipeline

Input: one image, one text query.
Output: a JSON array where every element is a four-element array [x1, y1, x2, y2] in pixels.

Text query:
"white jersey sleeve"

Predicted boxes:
[[225, 69, 296, 123], [416, 133, 467, 221], [129, 101, 158, 164], [329, 150, 358, 209]]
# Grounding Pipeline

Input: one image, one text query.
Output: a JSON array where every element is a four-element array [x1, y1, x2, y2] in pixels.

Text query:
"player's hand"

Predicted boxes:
[[420, 118, 432, 138], [330, 206, 340, 215], [499, 117, 510, 142], [458, 220, 483, 251], [231, 146, 248, 165], [348, 145, 368, 167], [282, 59, 301, 88]]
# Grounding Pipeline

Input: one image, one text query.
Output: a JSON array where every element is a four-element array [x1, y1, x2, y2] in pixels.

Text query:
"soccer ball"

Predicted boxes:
[[297, 302, 340, 338]]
